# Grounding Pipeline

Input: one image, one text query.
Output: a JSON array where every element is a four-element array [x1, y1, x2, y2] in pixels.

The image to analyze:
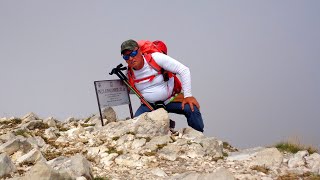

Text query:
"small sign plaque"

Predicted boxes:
[[94, 80, 129, 107], [94, 79, 133, 126]]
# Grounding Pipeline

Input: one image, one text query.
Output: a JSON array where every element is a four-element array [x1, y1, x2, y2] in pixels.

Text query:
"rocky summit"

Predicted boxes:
[[0, 108, 319, 180]]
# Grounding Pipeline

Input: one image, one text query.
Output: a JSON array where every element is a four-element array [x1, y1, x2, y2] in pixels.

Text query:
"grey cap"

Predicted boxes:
[[121, 39, 138, 54]]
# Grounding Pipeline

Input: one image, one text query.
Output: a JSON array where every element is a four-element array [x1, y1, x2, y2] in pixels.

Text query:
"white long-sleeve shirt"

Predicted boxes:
[[132, 52, 192, 103]]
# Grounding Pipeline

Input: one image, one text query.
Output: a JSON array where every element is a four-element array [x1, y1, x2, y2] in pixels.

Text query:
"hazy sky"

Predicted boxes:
[[1, 1, 319, 149]]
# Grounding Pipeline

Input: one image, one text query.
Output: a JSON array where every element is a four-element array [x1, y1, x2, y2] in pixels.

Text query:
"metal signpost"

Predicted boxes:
[[94, 79, 133, 126]]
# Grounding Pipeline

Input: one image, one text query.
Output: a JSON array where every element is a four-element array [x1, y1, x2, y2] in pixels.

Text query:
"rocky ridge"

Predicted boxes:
[[0, 108, 319, 180]]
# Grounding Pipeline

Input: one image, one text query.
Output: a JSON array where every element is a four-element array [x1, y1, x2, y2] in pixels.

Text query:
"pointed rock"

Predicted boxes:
[[0, 139, 20, 155], [22, 112, 39, 121], [47, 154, 93, 180], [17, 148, 46, 165], [0, 132, 16, 142], [103, 107, 117, 123], [306, 153, 320, 174], [158, 143, 181, 161], [115, 154, 145, 167], [0, 153, 16, 178], [150, 168, 167, 177], [249, 148, 283, 168], [21, 161, 72, 180], [180, 127, 205, 140], [44, 117, 57, 127], [134, 108, 170, 137]]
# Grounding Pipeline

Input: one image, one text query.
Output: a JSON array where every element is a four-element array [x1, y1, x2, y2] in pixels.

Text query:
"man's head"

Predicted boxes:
[[121, 39, 139, 54], [120, 39, 144, 70]]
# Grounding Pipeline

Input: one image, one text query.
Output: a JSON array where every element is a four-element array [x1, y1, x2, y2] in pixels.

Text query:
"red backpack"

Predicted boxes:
[[127, 40, 182, 97]]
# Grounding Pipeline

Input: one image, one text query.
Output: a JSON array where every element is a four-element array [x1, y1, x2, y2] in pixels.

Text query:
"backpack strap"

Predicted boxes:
[[128, 53, 182, 97], [127, 55, 161, 85], [144, 54, 176, 79], [144, 53, 182, 96], [133, 73, 160, 83], [144, 54, 162, 72]]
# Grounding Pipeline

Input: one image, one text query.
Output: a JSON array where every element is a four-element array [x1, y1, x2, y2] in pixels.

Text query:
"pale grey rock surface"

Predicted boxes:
[[306, 153, 320, 174], [47, 154, 93, 180], [43, 117, 57, 127], [20, 161, 72, 180], [0, 153, 16, 178], [0, 132, 16, 142], [249, 148, 283, 168], [16, 148, 46, 164], [27, 136, 46, 148], [0, 139, 21, 155], [0, 108, 319, 180], [103, 107, 117, 123], [288, 150, 308, 168]]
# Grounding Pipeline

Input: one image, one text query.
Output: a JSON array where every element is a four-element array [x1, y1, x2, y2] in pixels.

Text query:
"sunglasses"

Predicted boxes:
[[122, 49, 138, 60]]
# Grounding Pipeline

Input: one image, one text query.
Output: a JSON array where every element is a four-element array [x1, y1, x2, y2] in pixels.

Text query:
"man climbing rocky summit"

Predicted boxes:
[[120, 39, 204, 132]]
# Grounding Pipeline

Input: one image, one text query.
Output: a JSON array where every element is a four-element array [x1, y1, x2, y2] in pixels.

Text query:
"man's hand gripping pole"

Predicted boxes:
[[109, 64, 154, 111]]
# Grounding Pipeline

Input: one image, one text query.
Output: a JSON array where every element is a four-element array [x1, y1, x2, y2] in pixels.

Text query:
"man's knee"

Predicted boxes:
[[183, 104, 204, 132], [134, 105, 150, 117], [194, 122, 204, 132], [183, 104, 200, 114]]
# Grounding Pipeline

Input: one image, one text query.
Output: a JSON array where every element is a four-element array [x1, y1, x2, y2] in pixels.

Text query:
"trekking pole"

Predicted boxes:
[[109, 64, 154, 111], [110, 64, 176, 131]]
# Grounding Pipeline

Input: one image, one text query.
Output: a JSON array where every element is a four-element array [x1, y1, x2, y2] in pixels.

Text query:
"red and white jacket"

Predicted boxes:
[[129, 52, 192, 103]]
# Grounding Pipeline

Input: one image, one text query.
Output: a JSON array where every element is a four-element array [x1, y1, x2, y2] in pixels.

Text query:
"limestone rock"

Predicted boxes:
[[99, 120, 135, 140], [150, 168, 167, 177], [44, 117, 57, 127], [55, 136, 69, 145], [201, 167, 235, 180], [66, 127, 85, 140], [22, 112, 39, 121], [306, 153, 320, 174], [68, 154, 93, 180], [21, 161, 72, 180], [47, 154, 93, 180], [115, 134, 135, 152], [227, 147, 265, 161], [100, 153, 118, 167], [141, 135, 173, 154], [170, 171, 200, 180], [0, 132, 16, 142], [20, 139, 33, 153], [131, 138, 147, 150], [0, 153, 16, 178], [87, 117, 104, 128], [195, 137, 223, 157], [22, 120, 46, 130], [134, 108, 170, 137], [288, 150, 308, 168], [0, 139, 21, 155], [27, 136, 46, 148], [2, 111, 320, 179], [180, 127, 205, 140], [103, 107, 117, 123], [16, 148, 46, 164], [158, 143, 181, 161], [181, 143, 205, 159], [169, 168, 235, 180], [65, 117, 76, 123], [115, 154, 145, 167], [44, 127, 57, 140], [249, 148, 283, 168]]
